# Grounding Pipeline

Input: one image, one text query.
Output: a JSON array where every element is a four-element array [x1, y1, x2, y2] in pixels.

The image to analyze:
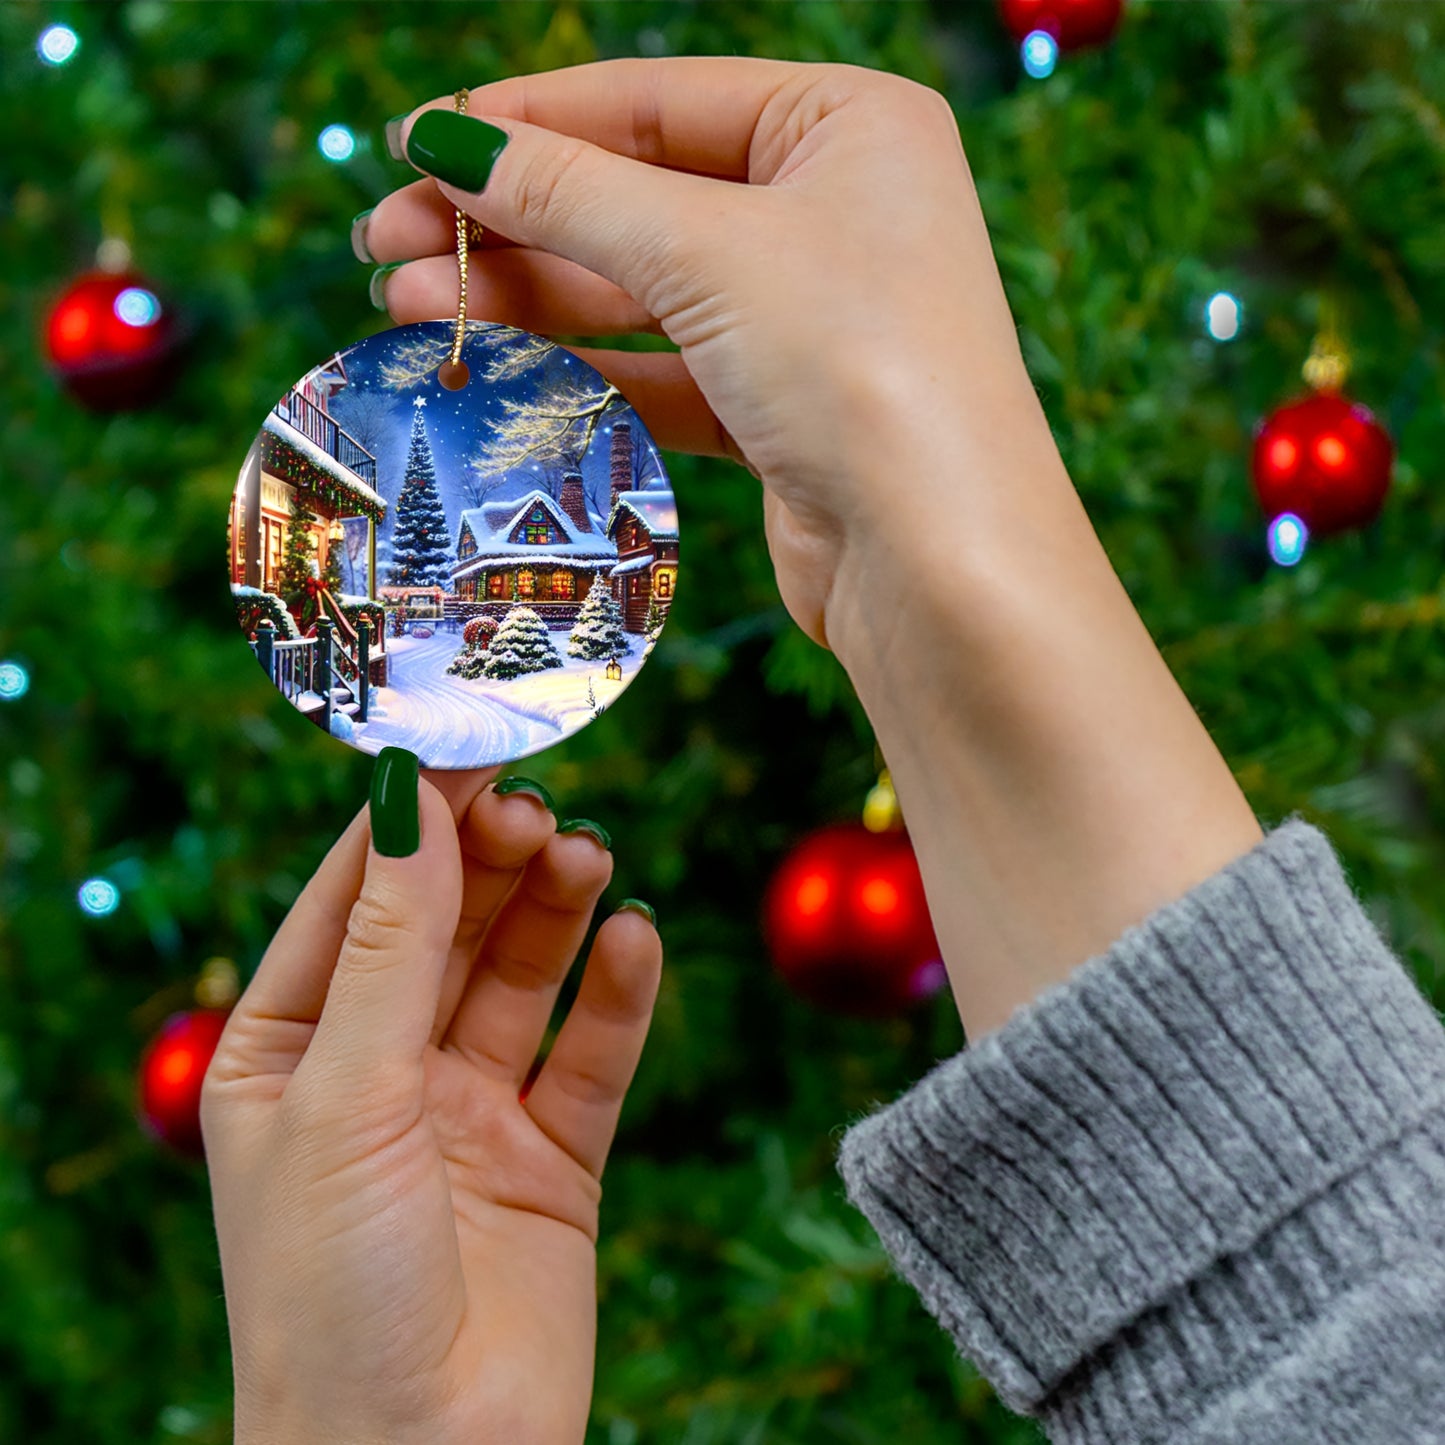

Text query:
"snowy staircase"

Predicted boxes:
[[330, 685, 361, 719]]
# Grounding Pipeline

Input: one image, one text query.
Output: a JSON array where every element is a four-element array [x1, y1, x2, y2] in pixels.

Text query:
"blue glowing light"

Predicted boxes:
[[38, 24, 79, 66], [318, 125, 356, 162], [1205, 291, 1242, 342], [1267, 512, 1308, 567], [0, 661, 29, 700], [78, 878, 121, 917], [114, 287, 161, 328], [1021, 30, 1059, 79]]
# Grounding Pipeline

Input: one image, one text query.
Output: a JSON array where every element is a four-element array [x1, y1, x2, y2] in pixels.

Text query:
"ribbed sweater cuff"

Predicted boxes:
[[836, 816, 1445, 1422]]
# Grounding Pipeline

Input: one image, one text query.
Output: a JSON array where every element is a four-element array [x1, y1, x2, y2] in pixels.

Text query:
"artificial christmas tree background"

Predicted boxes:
[[1, 3, 1443, 1444]]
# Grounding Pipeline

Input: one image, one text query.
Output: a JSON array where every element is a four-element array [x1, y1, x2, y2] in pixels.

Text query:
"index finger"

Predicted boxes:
[[401, 55, 810, 181]]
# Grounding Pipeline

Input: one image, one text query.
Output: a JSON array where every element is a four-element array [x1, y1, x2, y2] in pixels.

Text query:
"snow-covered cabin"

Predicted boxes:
[[451, 488, 616, 625], [606, 488, 679, 632]]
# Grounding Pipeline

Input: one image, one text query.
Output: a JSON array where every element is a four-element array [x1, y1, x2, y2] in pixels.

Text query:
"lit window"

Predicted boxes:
[[655, 568, 674, 598], [552, 570, 574, 600], [488, 573, 506, 598], [525, 523, 551, 544], [517, 568, 535, 598]]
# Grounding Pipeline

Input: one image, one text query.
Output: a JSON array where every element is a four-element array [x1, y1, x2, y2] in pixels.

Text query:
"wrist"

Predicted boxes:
[[822, 423, 1261, 1039]]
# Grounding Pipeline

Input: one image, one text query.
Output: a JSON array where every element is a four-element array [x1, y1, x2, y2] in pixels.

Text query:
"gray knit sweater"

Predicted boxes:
[[836, 816, 1445, 1443]]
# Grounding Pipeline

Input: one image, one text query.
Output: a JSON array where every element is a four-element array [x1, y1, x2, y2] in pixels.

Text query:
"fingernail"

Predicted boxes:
[[405, 110, 510, 192], [558, 818, 612, 851], [616, 897, 656, 926], [350, 208, 375, 264], [384, 114, 409, 162], [370, 747, 420, 857], [369, 262, 405, 311], [493, 775, 555, 811]]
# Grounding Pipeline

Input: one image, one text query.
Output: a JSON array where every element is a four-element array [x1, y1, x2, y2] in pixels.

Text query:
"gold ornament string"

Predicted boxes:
[[439, 88, 486, 389]]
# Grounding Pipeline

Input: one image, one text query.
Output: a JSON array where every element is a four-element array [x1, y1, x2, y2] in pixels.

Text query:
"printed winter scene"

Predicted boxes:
[[227, 321, 678, 768]]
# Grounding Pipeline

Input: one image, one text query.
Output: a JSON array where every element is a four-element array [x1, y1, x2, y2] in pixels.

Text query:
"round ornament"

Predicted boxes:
[[998, 0, 1124, 50], [227, 320, 678, 769], [1251, 391, 1393, 537], [763, 822, 945, 1018], [45, 269, 181, 410], [137, 1008, 231, 1158]]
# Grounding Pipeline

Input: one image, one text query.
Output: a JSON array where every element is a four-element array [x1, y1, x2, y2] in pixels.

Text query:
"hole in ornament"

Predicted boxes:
[[437, 360, 469, 391]]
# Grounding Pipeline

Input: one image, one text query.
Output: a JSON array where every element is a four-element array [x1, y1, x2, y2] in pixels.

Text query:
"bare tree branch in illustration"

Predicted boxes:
[[482, 333, 560, 383], [459, 468, 510, 511], [469, 376, 626, 481], [377, 322, 511, 390]]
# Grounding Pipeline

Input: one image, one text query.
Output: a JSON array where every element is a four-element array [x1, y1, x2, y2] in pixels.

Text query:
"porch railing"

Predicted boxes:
[[275, 388, 377, 487], [252, 617, 372, 733]]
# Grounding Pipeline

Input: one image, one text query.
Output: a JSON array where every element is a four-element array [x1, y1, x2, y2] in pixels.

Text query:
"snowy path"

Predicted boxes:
[[352, 631, 563, 769]]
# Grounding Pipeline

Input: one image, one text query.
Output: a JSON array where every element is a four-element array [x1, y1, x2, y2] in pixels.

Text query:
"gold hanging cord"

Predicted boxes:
[[439, 88, 486, 388]]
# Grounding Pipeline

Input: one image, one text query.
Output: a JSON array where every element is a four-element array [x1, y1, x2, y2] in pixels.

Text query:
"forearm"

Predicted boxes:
[[826, 390, 1262, 1040]]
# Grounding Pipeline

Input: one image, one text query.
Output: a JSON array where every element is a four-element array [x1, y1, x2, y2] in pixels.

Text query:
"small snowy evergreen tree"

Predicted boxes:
[[481, 605, 563, 679], [388, 399, 452, 588], [568, 575, 627, 660]]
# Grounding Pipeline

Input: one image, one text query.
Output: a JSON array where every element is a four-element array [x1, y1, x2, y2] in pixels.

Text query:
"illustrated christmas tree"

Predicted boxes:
[[276, 495, 318, 614], [387, 397, 452, 588], [481, 605, 563, 679], [321, 537, 343, 596], [567, 575, 627, 659]]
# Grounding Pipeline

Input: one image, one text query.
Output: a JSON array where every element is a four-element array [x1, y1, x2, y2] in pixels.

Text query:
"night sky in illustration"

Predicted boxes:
[[298, 321, 667, 547]]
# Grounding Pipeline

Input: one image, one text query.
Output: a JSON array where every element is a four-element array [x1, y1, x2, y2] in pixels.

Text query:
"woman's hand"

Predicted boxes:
[[361, 56, 1046, 655], [202, 755, 661, 1445], [361, 60, 1263, 1041]]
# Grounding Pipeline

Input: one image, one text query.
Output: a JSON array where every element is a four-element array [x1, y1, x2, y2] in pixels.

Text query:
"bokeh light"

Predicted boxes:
[[318, 124, 356, 162], [1267, 512, 1308, 567], [1205, 291, 1242, 341], [78, 878, 121, 917], [114, 287, 161, 328], [1021, 30, 1059, 79], [0, 661, 29, 701], [37, 24, 79, 66]]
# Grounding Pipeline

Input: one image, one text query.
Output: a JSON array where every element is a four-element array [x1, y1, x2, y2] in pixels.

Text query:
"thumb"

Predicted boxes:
[[398, 107, 735, 317], [301, 748, 463, 1091]]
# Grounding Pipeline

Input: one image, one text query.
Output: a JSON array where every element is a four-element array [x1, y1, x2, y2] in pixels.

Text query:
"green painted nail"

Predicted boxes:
[[350, 208, 375, 264], [370, 747, 420, 857], [493, 775, 555, 811], [404, 110, 510, 192], [617, 898, 656, 926], [558, 818, 612, 851], [369, 262, 404, 311], [384, 114, 408, 162]]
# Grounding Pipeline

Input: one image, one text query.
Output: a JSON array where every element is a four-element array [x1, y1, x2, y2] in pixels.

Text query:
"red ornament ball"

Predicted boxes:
[[44, 270, 181, 410], [763, 823, 945, 1017], [1251, 392, 1393, 538], [998, 0, 1124, 50], [137, 1008, 231, 1157]]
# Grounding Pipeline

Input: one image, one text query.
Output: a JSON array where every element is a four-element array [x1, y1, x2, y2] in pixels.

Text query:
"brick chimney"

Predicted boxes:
[[608, 421, 634, 507], [558, 469, 591, 533]]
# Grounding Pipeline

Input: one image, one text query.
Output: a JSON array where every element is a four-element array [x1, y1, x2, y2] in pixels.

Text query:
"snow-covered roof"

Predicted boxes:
[[608, 555, 656, 577], [607, 488, 678, 542], [456, 488, 615, 564], [479, 499, 519, 532], [453, 553, 613, 583], [261, 413, 386, 515]]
